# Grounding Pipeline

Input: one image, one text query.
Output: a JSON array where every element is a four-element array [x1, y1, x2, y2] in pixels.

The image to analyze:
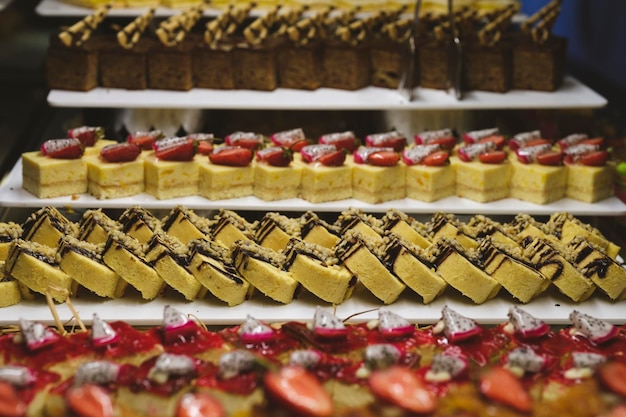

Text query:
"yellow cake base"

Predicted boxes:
[[22, 151, 87, 199], [510, 161, 567, 204], [254, 163, 302, 201], [352, 163, 406, 203], [299, 162, 352, 203], [451, 156, 512, 203], [85, 155, 145, 199], [565, 164, 614, 203], [406, 165, 455, 202], [197, 159, 254, 200], [144, 153, 200, 200]]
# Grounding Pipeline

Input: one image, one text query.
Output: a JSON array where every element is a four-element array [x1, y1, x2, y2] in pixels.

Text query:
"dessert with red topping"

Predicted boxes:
[[85, 142, 145, 199], [254, 145, 303, 201], [297, 144, 352, 203], [561, 135, 614, 202], [198, 145, 255, 200], [403, 143, 455, 202], [352, 146, 406, 204]]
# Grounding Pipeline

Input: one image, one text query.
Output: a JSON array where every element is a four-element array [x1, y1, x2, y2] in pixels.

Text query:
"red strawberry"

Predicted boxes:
[[68, 126, 104, 147], [270, 128, 306, 150], [225, 131, 264, 150], [479, 151, 507, 164], [367, 150, 400, 166], [428, 136, 458, 150], [580, 150, 609, 166], [522, 138, 552, 148], [479, 367, 532, 412], [66, 384, 114, 417], [154, 137, 196, 161], [317, 149, 346, 167], [264, 366, 333, 417], [478, 135, 506, 149], [176, 392, 224, 417], [0, 382, 26, 417], [40, 138, 84, 159], [422, 150, 449, 166], [127, 130, 164, 150], [365, 131, 407, 152], [581, 137, 605, 148], [100, 143, 141, 163], [369, 366, 436, 414], [598, 361, 626, 397], [536, 150, 563, 166], [209, 147, 253, 166], [257, 147, 293, 167], [319, 131, 358, 152], [196, 140, 214, 155]]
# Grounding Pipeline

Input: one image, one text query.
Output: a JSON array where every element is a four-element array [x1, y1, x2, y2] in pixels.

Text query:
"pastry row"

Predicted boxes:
[[1, 206, 623, 308]]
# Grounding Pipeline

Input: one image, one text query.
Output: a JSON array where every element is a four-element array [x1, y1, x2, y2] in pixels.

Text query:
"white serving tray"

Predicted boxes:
[[1, 283, 625, 327], [1, 158, 625, 215], [47, 77, 607, 110]]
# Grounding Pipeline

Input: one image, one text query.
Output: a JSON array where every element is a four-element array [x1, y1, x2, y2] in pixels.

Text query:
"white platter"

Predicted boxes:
[[1, 283, 625, 327], [47, 77, 607, 110], [1, 158, 625, 215]]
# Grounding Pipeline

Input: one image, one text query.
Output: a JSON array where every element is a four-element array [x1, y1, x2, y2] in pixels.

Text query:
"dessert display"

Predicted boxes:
[[1, 206, 622, 307], [3, 304, 626, 417], [352, 142, 407, 204]]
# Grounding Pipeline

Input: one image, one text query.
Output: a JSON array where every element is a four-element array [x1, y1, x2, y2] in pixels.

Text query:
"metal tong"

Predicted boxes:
[[397, 0, 422, 101], [446, 0, 463, 100]]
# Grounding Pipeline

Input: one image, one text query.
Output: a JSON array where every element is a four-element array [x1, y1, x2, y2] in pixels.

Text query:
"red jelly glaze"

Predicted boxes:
[[219, 325, 301, 359], [146, 323, 223, 356], [195, 362, 260, 396]]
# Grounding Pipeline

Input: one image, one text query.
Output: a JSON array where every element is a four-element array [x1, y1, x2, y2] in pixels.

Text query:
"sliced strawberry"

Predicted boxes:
[[209, 147, 253, 167], [154, 137, 196, 161], [257, 147, 293, 167], [100, 143, 141, 163], [479, 150, 507, 164], [196, 141, 214, 155], [289, 139, 308, 152], [317, 149, 346, 167], [598, 361, 626, 397], [479, 367, 532, 412], [40, 138, 84, 159], [580, 150, 609, 166], [428, 136, 458, 150], [422, 150, 449, 166], [367, 151, 400, 167], [319, 131, 358, 152], [270, 128, 306, 150], [581, 137, 605, 148], [68, 126, 104, 147], [522, 138, 552, 148], [0, 382, 26, 417], [478, 135, 506, 149], [369, 366, 436, 414], [66, 384, 114, 417], [225, 133, 264, 150], [264, 366, 333, 417], [457, 142, 495, 162], [365, 131, 407, 152], [176, 392, 224, 417], [536, 151, 563, 166], [127, 130, 164, 150]]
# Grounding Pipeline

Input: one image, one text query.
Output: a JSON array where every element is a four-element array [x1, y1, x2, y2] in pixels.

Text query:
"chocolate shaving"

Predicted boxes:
[[521, 0, 562, 44], [477, 3, 519, 47], [204, 3, 254, 47], [58, 3, 111, 47], [117, 8, 155, 49], [156, 2, 207, 46]]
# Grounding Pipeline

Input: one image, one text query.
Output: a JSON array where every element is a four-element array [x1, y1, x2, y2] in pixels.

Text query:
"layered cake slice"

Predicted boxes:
[[298, 211, 341, 249], [22, 139, 87, 199], [427, 212, 478, 250], [403, 143, 455, 202], [210, 209, 256, 248], [477, 237, 550, 303], [145, 233, 206, 301], [335, 208, 385, 246], [335, 229, 406, 304], [0, 265, 23, 307], [5, 239, 75, 302], [162, 205, 212, 244], [188, 238, 253, 306], [57, 235, 127, 298], [255, 212, 301, 252], [102, 229, 165, 300], [232, 240, 300, 304], [547, 212, 621, 259], [144, 137, 201, 199], [21, 206, 78, 248], [283, 238, 356, 304], [198, 145, 255, 200], [567, 236, 626, 301], [383, 233, 447, 304], [380, 209, 432, 249], [85, 142, 145, 199], [119, 206, 163, 244], [562, 141, 614, 203], [466, 214, 518, 247], [78, 209, 122, 245], [298, 144, 352, 203], [520, 236, 596, 302], [0, 222, 23, 261], [254, 145, 303, 201], [351, 146, 406, 203], [505, 213, 558, 245], [427, 238, 501, 304]]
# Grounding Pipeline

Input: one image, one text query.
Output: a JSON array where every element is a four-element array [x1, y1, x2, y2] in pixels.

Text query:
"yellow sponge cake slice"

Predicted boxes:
[[78, 209, 122, 245], [162, 205, 212, 244], [57, 235, 127, 298], [283, 238, 356, 304], [232, 240, 300, 304], [547, 212, 621, 259], [380, 209, 432, 249], [0, 222, 23, 261], [5, 239, 75, 302], [428, 212, 478, 250], [210, 209, 256, 248], [0, 264, 22, 307], [102, 229, 165, 300], [119, 206, 163, 244], [255, 212, 301, 252], [188, 238, 253, 306], [21, 206, 78, 248], [335, 229, 406, 304], [335, 208, 385, 246], [298, 211, 341, 249], [466, 215, 518, 247]]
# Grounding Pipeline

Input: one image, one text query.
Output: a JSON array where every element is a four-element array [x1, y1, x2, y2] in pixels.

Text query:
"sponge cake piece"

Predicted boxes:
[[119, 206, 163, 244], [547, 212, 621, 259], [380, 209, 432, 249], [21, 206, 77, 248], [162, 205, 212, 244], [427, 212, 478, 250], [78, 209, 122, 245], [255, 212, 301, 252], [210, 209, 256, 248], [0, 265, 22, 307], [298, 211, 341, 249], [0, 222, 23, 261]]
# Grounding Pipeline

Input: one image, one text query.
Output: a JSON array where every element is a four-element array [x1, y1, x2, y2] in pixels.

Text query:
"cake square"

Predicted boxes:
[[192, 42, 236, 89], [513, 36, 567, 91], [352, 162, 406, 203], [99, 38, 153, 90], [144, 152, 200, 199], [462, 41, 512, 92], [22, 150, 87, 199], [46, 34, 99, 91], [277, 43, 323, 90], [299, 162, 352, 203], [509, 160, 567, 204], [233, 41, 280, 91], [417, 41, 450, 90], [198, 158, 254, 200], [451, 156, 512, 202], [147, 40, 194, 91], [254, 163, 302, 201], [322, 41, 370, 90], [370, 40, 409, 89], [406, 164, 455, 202], [85, 154, 145, 199], [565, 164, 614, 203]]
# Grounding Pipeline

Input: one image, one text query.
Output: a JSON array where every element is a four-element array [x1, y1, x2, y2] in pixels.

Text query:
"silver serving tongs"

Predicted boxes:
[[446, 0, 463, 100], [397, 0, 422, 101]]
